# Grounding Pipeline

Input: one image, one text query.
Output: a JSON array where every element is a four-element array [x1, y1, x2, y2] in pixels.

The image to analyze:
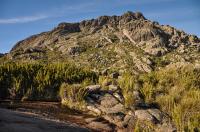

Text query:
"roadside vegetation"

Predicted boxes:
[[140, 66, 200, 131], [118, 66, 200, 131], [0, 62, 199, 131], [0, 62, 97, 101]]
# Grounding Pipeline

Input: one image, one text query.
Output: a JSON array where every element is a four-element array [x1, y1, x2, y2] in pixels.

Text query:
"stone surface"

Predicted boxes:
[[85, 85, 101, 93], [157, 123, 177, 132], [99, 103, 124, 114], [86, 105, 102, 115], [87, 121, 113, 131], [100, 94, 119, 108], [147, 109, 163, 122], [8, 11, 200, 75], [135, 110, 156, 123], [67, 45, 85, 55], [108, 84, 119, 92], [82, 83, 175, 131]]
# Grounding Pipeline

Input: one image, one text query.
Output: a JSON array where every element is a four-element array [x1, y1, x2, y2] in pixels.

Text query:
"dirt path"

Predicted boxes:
[[0, 108, 89, 132]]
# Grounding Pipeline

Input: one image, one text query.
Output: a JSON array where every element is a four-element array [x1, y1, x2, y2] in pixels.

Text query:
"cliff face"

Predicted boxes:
[[6, 11, 200, 73]]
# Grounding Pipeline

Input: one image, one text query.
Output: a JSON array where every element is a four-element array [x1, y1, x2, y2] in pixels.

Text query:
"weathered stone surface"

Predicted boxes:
[[103, 113, 126, 128], [9, 11, 200, 77], [135, 110, 156, 123], [24, 47, 44, 53], [157, 123, 177, 132], [87, 121, 114, 131], [100, 94, 119, 108], [99, 103, 124, 114], [86, 85, 101, 93], [82, 83, 175, 131], [86, 105, 102, 115], [108, 84, 119, 92], [56, 22, 80, 33], [113, 92, 124, 103], [67, 45, 85, 55], [133, 91, 144, 104], [147, 109, 163, 122]]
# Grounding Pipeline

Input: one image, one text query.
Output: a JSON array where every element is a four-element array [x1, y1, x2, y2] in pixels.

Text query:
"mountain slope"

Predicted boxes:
[[4, 11, 199, 74]]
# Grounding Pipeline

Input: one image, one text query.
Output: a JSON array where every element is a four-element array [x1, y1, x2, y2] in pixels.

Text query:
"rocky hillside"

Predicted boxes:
[[3, 11, 200, 73], [1, 11, 200, 131]]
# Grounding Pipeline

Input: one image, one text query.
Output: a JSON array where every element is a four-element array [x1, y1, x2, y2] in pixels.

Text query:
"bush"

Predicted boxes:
[[59, 83, 88, 109], [118, 73, 139, 107], [139, 66, 200, 131], [0, 62, 98, 101]]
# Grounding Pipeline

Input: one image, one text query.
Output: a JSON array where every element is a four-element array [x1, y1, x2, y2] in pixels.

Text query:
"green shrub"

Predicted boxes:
[[139, 66, 200, 131], [59, 83, 88, 109], [118, 73, 138, 107], [0, 62, 98, 101]]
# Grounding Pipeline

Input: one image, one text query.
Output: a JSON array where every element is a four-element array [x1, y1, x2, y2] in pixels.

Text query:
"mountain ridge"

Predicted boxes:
[[2, 11, 200, 73]]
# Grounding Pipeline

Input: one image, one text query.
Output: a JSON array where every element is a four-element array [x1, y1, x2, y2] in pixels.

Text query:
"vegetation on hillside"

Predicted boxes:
[[139, 66, 200, 131], [118, 66, 200, 131], [0, 62, 199, 131], [0, 62, 97, 101]]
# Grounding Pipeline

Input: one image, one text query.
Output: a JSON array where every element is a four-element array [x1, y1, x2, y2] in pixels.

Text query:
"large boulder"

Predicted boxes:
[[86, 85, 101, 93], [59, 83, 176, 131], [135, 109, 158, 123]]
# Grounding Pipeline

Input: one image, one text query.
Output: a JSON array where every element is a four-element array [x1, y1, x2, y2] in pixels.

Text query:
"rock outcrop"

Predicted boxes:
[[61, 83, 176, 131], [6, 11, 199, 73]]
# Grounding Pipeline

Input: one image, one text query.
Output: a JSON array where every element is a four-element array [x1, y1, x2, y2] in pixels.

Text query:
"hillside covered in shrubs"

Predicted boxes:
[[0, 63, 97, 100], [0, 62, 199, 131]]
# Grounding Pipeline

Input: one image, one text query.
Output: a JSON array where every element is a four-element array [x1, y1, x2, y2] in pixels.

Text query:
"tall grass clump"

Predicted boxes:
[[59, 83, 88, 109], [118, 73, 139, 107], [0, 62, 98, 101], [139, 65, 200, 131]]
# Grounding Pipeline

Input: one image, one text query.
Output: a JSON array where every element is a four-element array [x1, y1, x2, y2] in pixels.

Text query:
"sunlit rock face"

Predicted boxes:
[[7, 11, 200, 73]]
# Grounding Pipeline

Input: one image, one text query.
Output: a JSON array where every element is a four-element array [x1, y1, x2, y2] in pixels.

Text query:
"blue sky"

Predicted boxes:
[[0, 0, 200, 53]]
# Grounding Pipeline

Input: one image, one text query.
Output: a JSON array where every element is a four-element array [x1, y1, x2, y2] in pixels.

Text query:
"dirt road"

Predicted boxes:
[[0, 108, 89, 132]]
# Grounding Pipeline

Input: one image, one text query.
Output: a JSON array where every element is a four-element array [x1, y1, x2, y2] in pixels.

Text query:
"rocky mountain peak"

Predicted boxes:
[[55, 11, 146, 32], [6, 11, 200, 73], [55, 22, 80, 34], [121, 11, 146, 20]]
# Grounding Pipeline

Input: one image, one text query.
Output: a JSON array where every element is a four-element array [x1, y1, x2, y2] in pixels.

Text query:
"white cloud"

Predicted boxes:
[[51, 2, 96, 16], [0, 2, 96, 24], [0, 15, 49, 24]]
